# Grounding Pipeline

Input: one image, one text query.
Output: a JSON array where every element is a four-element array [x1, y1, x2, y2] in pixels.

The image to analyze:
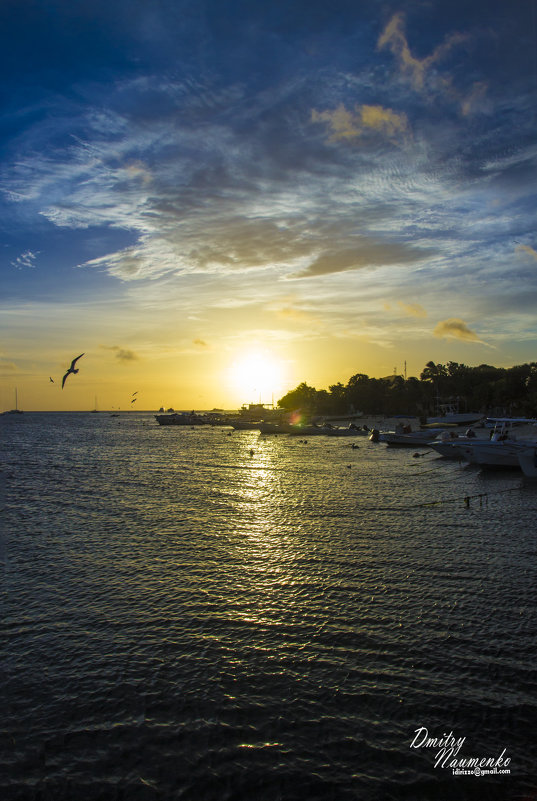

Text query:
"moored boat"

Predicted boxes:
[[1, 388, 23, 415], [259, 421, 367, 436], [456, 440, 534, 469], [155, 411, 210, 426], [453, 421, 537, 468], [371, 423, 444, 446], [426, 400, 482, 426], [429, 418, 537, 463]]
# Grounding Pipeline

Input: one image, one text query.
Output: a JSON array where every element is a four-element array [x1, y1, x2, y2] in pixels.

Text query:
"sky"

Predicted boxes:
[[1, 0, 537, 411]]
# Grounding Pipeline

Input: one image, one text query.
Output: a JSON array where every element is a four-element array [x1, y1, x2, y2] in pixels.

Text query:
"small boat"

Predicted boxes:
[[1, 389, 23, 416], [427, 427, 483, 459], [428, 438, 478, 459], [155, 412, 210, 426], [371, 423, 444, 447], [446, 420, 537, 468], [429, 419, 537, 462], [457, 435, 537, 468], [426, 401, 482, 426], [259, 422, 366, 436], [228, 402, 287, 431], [231, 420, 263, 430], [456, 440, 529, 469]]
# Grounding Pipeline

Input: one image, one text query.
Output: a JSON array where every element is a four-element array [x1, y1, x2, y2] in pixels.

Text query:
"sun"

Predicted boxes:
[[228, 350, 285, 404]]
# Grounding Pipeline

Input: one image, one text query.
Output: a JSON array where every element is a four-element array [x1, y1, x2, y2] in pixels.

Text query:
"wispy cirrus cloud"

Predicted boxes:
[[1, 15, 536, 370], [397, 301, 427, 318]]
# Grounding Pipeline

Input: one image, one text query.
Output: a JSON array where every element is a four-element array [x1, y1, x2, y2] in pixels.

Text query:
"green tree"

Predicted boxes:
[[278, 382, 319, 413]]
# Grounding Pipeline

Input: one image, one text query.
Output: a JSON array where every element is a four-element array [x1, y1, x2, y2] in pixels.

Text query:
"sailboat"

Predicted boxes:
[[2, 388, 23, 415]]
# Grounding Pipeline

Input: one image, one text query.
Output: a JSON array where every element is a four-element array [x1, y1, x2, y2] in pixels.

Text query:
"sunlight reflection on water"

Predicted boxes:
[[2, 413, 537, 800]]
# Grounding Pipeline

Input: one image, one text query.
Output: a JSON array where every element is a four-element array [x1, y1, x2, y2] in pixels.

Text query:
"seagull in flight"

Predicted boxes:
[[62, 353, 85, 388]]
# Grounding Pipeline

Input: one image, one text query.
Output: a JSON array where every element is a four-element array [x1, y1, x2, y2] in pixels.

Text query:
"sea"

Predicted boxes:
[[1, 411, 536, 801]]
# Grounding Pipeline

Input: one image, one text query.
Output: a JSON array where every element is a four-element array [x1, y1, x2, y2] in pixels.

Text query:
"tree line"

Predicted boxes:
[[277, 361, 537, 419]]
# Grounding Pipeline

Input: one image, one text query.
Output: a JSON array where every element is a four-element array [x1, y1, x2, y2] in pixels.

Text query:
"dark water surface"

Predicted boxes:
[[2, 412, 536, 800]]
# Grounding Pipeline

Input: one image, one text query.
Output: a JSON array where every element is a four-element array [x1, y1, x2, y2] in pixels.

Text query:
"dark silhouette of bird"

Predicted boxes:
[[49, 377, 54, 383], [62, 353, 85, 388]]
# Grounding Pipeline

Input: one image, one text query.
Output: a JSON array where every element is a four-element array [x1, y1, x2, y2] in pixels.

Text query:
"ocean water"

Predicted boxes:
[[1, 412, 536, 801]]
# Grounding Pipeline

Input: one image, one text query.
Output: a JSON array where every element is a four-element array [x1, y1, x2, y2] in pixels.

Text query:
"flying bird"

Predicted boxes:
[[62, 353, 85, 388], [49, 377, 54, 383]]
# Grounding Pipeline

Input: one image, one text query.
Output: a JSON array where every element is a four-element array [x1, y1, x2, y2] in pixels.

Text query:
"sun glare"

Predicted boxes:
[[228, 351, 285, 404]]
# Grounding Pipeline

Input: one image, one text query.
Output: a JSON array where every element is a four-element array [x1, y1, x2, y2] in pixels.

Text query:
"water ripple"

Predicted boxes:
[[2, 413, 536, 800]]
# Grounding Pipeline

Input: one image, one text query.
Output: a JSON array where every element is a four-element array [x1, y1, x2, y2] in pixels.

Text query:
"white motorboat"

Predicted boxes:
[[456, 429, 537, 468], [456, 440, 527, 468], [430, 419, 537, 465], [372, 424, 445, 446], [426, 401, 482, 426], [428, 432, 481, 459]]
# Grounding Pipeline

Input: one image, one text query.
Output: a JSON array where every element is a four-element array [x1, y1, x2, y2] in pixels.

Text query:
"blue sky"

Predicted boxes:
[[1, 0, 537, 410]]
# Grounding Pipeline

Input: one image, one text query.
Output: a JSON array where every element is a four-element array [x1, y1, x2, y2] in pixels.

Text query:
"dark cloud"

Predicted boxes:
[[101, 345, 140, 361], [292, 241, 433, 278], [433, 318, 484, 343]]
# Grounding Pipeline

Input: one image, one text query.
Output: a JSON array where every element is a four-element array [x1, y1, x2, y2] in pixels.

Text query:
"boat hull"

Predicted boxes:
[[377, 428, 444, 447], [457, 440, 537, 468], [428, 441, 473, 459], [518, 448, 537, 477], [259, 422, 365, 436], [426, 413, 482, 425]]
